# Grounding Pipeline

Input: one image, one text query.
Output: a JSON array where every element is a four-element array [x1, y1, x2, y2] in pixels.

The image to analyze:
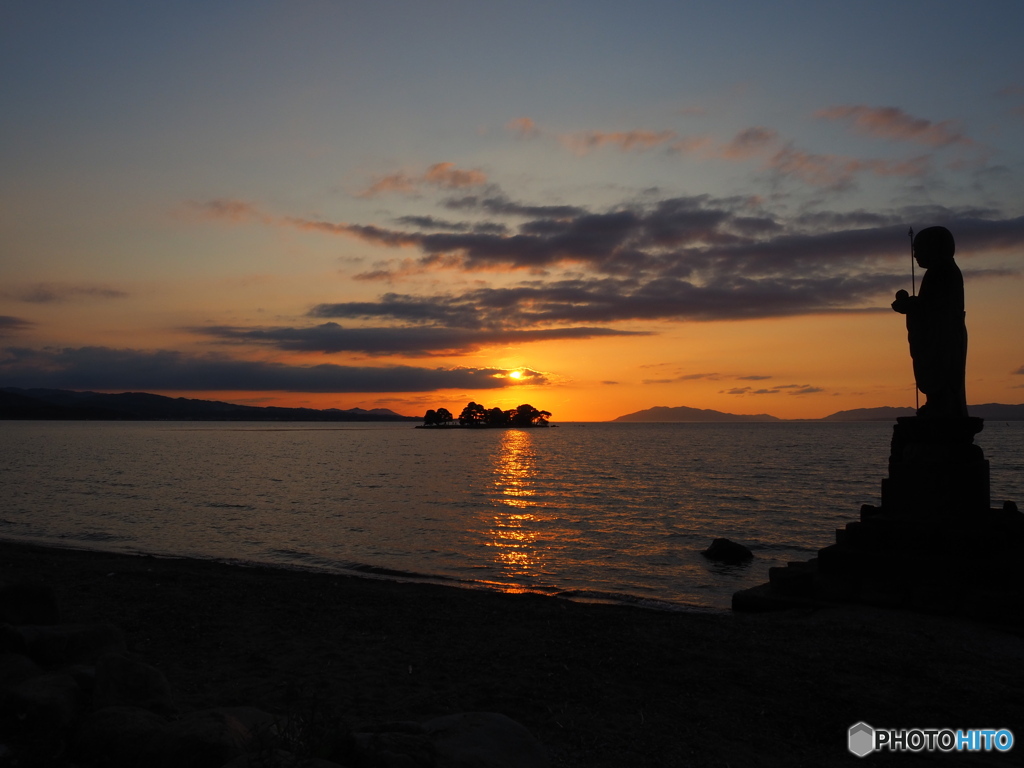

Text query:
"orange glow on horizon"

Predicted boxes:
[[98, 292, 1024, 424]]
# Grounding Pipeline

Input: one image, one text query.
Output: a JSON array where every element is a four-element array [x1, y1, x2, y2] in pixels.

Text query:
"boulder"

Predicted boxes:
[[425, 712, 549, 768], [93, 652, 177, 715], [702, 538, 754, 564], [350, 721, 431, 767], [160, 706, 279, 768]]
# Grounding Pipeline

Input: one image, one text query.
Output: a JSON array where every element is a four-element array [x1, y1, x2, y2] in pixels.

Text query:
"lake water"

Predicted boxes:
[[2, 420, 1023, 611]]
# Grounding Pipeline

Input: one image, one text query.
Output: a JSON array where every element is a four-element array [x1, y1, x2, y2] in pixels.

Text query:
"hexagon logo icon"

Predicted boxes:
[[848, 722, 875, 757]]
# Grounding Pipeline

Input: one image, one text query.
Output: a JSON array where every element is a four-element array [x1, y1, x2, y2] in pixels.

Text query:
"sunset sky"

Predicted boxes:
[[3, 1, 1024, 421]]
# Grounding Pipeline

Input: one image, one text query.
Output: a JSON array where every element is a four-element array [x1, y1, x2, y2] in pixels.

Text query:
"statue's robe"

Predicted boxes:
[[905, 258, 968, 417]]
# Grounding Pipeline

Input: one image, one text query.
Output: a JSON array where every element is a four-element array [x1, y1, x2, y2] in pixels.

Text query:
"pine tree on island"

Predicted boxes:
[[421, 407, 454, 427], [421, 402, 551, 428]]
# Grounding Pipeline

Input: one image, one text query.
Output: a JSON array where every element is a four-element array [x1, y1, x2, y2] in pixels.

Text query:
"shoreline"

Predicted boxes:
[[0, 535, 720, 615], [3, 539, 1022, 766]]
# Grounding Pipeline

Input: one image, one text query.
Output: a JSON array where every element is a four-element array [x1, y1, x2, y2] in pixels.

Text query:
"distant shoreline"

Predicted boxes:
[[612, 403, 1024, 423], [0, 387, 419, 423], [5, 387, 1024, 423]]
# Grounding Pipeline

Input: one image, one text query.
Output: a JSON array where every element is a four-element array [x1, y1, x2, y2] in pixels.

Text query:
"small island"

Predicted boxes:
[[420, 401, 551, 428]]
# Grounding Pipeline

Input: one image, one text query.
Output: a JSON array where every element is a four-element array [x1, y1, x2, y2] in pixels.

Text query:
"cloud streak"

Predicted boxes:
[[816, 105, 972, 147], [642, 372, 723, 385], [0, 347, 546, 393], [503, 116, 944, 188], [359, 162, 489, 197], [1, 283, 129, 304], [721, 383, 823, 396], [194, 322, 647, 357], [0, 316, 34, 335], [310, 272, 899, 329], [561, 129, 678, 155]]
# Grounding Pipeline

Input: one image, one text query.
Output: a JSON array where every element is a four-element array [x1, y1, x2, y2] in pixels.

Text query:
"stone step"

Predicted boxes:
[[768, 560, 818, 596]]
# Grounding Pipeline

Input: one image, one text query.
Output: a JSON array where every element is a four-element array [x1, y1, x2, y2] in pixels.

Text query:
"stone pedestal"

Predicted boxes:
[[880, 416, 989, 519], [733, 416, 1024, 625]]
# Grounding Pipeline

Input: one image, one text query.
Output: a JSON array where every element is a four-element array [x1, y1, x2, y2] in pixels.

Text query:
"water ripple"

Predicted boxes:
[[2, 420, 1022, 610]]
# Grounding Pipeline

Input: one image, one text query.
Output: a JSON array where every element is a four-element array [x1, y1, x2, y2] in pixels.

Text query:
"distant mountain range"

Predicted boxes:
[[613, 403, 1024, 422], [613, 406, 780, 423], [0, 388, 418, 422]]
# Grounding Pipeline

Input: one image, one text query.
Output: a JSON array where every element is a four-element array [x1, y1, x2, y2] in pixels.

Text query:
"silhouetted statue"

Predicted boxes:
[[891, 226, 968, 417]]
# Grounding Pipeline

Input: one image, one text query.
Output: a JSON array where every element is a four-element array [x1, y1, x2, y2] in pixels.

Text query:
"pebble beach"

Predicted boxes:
[[2, 539, 1023, 766]]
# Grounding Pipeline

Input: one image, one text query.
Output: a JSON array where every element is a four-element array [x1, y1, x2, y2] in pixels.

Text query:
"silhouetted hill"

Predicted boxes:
[[968, 403, 1024, 420], [612, 405, 780, 423], [0, 390, 124, 420], [0, 388, 418, 422], [822, 404, 1024, 421], [614, 403, 1024, 423], [821, 406, 916, 422]]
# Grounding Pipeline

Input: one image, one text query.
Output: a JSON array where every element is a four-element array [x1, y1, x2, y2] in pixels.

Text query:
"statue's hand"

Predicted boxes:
[[892, 290, 911, 314]]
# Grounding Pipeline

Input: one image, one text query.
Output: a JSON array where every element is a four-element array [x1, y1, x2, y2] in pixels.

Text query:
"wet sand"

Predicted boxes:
[[3, 539, 1022, 766]]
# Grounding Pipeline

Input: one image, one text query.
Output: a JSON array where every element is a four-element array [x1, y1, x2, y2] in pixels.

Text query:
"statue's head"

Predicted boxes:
[[913, 226, 955, 267]]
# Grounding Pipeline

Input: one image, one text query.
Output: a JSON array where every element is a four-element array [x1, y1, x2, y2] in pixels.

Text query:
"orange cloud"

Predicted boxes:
[[506, 116, 539, 139], [360, 174, 419, 197], [670, 127, 779, 161], [718, 127, 780, 160], [187, 199, 271, 224], [816, 105, 972, 147], [670, 136, 714, 154], [506, 117, 692, 153], [352, 256, 462, 282], [767, 147, 929, 188], [359, 162, 488, 197], [422, 162, 488, 188], [665, 122, 932, 186], [561, 129, 678, 155]]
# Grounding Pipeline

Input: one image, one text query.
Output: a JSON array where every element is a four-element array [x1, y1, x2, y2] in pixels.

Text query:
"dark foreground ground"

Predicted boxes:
[[2, 540, 1022, 766]]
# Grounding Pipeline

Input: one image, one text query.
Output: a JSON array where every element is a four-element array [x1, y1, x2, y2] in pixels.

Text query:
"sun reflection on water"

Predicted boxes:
[[488, 429, 543, 577]]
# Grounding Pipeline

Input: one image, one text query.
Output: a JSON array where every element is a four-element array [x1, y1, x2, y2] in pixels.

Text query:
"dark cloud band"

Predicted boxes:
[[194, 322, 647, 357], [0, 347, 543, 393]]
